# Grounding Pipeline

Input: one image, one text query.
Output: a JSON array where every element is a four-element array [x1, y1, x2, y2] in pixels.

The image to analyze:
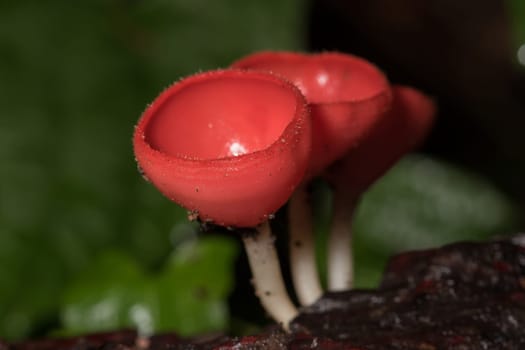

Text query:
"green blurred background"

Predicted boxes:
[[0, 0, 524, 341]]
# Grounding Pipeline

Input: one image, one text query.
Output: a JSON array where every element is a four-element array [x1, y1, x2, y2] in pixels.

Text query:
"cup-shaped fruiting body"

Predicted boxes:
[[327, 85, 436, 196], [232, 51, 392, 177], [134, 69, 310, 328], [233, 51, 393, 305], [133, 69, 311, 228], [325, 85, 436, 291]]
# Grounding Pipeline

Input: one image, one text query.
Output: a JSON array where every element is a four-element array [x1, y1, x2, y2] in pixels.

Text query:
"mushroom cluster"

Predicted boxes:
[[133, 52, 436, 331]]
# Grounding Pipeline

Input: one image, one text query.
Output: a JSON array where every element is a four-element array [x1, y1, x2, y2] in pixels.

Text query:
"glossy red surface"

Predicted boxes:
[[134, 70, 311, 227], [232, 52, 392, 177], [327, 85, 436, 195]]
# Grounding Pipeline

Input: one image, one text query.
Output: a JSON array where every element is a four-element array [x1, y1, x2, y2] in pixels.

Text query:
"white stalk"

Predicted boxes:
[[242, 221, 298, 331], [327, 193, 356, 291], [288, 186, 324, 306]]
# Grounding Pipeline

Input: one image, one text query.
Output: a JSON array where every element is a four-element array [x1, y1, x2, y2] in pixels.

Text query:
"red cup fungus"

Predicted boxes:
[[232, 51, 392, 177], [134, 69, 310, 228], [327, 85, 437, 197], [232, 51, 392, 304], [133, 52, 436, 331], [325, 85, 436, 290], [133, 69, 312, 329]]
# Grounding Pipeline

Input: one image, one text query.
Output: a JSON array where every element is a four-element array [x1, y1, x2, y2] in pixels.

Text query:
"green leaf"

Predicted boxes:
[[60, 236, 238, 337], [352, 155, 519, 287], [154, 236, 238, 335], [60, 251, 153, 335]]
